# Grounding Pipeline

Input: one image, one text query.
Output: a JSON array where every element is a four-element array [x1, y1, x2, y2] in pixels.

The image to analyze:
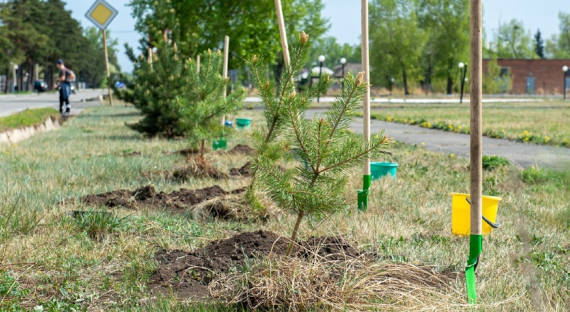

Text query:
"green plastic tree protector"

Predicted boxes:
[[357, 175, 371, 211], [466, 234, 482, 304]]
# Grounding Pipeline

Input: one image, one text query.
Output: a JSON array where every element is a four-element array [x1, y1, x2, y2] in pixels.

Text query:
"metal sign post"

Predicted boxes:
[[85, 0, 118, 105]]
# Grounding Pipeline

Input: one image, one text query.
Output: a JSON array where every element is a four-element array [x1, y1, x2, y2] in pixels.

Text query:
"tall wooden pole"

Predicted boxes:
[[357, 0, 371, 211], [466, 0, 483, 304], [274, 0, 290, 68], [469, 0, 482, 241], [222, 35, 229, 125], [102, 29, 113, 105], [361, 0, 370, 176]]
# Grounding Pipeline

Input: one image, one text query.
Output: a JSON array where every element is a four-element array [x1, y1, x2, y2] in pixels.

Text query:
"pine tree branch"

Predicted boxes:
[[323, 83, 359, 151], [318, 139, 390, 175]]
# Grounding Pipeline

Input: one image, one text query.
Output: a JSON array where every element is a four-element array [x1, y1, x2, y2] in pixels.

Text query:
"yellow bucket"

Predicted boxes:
[[450, 193, 501, 236]]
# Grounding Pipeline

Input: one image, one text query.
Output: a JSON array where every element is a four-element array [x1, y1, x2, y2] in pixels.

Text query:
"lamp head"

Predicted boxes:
[[318, 55, 325, 63], [563, 65, 569, 72], [340, 57, 347, 65], [458, 62, 465, 69]]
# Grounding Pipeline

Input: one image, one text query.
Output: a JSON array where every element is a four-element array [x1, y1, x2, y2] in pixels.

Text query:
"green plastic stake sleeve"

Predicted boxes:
[[357, 175, 371, 211], [466, 234, 482, 304]]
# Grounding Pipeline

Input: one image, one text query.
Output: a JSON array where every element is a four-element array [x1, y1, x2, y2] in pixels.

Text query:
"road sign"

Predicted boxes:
[[85, 0, 118, 30]]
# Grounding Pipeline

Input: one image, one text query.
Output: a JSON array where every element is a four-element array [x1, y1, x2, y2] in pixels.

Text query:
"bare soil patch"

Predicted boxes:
[[149, 231, 366, 299], [171, 157, 228, 180], [81, 185, 244, 212], [229, 162, 253, 177], [150, 231, 459, 308], [227, 144, 255, 155]]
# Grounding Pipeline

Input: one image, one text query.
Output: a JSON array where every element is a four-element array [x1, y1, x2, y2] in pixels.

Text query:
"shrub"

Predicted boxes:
[[482, 155, 510, 170], [521, 166, 549, 184]]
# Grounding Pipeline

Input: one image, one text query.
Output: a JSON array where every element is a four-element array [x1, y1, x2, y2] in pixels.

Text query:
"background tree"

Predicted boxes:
[[129, 0, 328, 72], [307, 36, 360, 69], [370, 0, 427, 94], [418, 0, 469, 94], [0, 0, 120, 92], [534, 29, 545, 59], [545, 12, 570, 58], [494, 19, 534, 58]]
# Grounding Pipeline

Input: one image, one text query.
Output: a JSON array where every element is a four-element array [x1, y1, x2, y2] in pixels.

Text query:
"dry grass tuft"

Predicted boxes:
[[210, 254, 471, 311]]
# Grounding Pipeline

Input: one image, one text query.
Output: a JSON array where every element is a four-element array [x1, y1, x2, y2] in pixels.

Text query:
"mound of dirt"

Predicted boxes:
[[229, 162, 253, 177], [81, 185, 243, 212], [300, 236, 362, 260], [149, 231, 362, 299], [228, 144, 255, 155], [171, 158, 228, 180]]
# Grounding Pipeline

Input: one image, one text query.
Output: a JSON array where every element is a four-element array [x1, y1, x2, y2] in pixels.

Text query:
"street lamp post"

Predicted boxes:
[[459, 62, 468, 103], [340, 57, 347, 93], [317, 55, 325, 103], [563, 65, 569, 100]]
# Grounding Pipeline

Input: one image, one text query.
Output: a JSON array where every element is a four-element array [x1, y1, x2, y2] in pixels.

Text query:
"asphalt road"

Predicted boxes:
[[305, 109, 570, 170], [0, 89, 106, 117]]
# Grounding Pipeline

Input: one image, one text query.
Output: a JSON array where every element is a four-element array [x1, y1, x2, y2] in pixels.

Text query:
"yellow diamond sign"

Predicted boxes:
[[85, 0, 118, 30]]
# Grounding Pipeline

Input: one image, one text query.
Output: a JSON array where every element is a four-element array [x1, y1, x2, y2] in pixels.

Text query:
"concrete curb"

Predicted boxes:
[[0, 116, 62, 144]]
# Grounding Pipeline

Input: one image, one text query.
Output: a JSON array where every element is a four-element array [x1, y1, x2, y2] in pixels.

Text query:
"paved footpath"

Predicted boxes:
[[305, 109, 570, 170], [0, 89, 105, 117]]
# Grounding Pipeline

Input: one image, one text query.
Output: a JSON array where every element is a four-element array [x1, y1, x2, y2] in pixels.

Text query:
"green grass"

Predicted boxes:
[[0, 105, 567, 311], [0, 108, 60, 132], [351, 100, 570, 147]]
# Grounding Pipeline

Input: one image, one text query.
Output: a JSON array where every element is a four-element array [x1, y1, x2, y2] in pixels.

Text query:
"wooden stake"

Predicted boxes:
[[274, 0, 290, 68], [361, 0, 370, 176], [469, 0, 483, 235], [222, 35, 229, 125], [102, 29, 113, 105], [147, 34, 153, 64], [196, 55, 200, 74]]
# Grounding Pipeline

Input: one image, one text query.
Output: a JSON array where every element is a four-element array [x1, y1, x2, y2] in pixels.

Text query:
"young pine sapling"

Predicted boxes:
[[258, 72, 390, 247], [247, 32, 328, 196]]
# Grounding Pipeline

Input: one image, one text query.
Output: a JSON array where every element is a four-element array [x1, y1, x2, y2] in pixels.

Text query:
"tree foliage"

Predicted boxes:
[[545, 12, 570, 58], [0, 0, 120, 90], [494, 19, 534, 59], [534, 29, 545, 59], [128, 0, 329, 69], [370, 0, 427, 94]]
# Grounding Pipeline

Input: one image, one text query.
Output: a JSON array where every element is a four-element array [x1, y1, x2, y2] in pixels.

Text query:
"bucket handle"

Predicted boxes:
[[465, 198, 501, 229]]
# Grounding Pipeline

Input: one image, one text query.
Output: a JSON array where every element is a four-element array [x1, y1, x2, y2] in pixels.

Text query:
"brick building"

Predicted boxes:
[[484, 59, 570, 95]]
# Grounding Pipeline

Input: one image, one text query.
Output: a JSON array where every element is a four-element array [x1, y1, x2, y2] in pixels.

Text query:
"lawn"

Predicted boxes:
[[0, 108, 60, 132], [351, 100, 570, 147], [0, 104, 567, 311]]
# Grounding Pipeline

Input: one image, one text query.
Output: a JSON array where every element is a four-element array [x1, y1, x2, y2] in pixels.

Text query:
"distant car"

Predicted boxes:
[[114, 81, 126, 89], [34, 80, 48, 92]]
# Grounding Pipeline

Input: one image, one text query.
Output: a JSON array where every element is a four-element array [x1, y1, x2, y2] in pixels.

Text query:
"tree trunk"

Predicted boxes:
[[402, 67, 409, 95], [4, 66, 9, 93], [200, 140, 205, 159], [446, 74, 453, 95], [287, 210, 304, 256]]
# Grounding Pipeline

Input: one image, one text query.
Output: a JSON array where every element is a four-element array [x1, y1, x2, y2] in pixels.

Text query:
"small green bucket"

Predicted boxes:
[[236, 118, 252, 129], [370, 162, 398, 180], [212, 138, 227, 150]]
